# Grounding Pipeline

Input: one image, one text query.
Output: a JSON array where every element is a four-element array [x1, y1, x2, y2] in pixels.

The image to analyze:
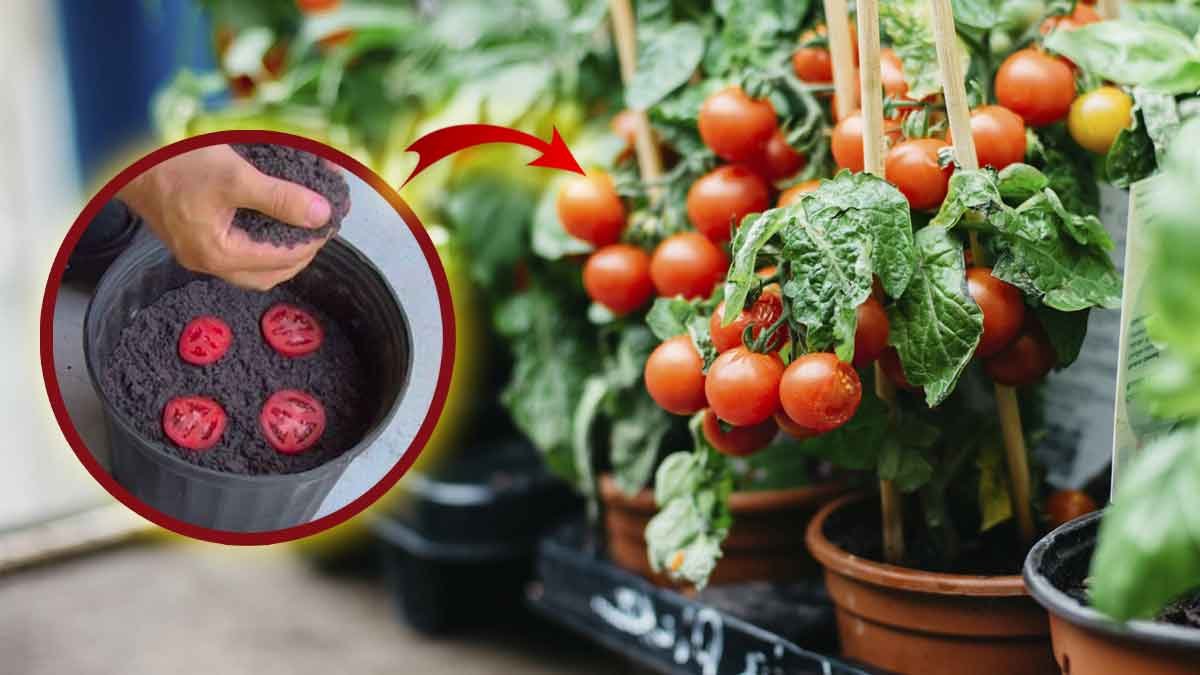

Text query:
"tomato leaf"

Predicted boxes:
[[888, 225, 984, 407], [1045, 21, 1200, 94], [645, 297, 719, 370], [951, 0, 1006, 31], [792, 391, 891, 470], [1027, 127, 1100, 217], [996, 163, 1049, 204], [722, 207, 789, 321], [1104, 116, 1157, 189], [878, 438, 935, 492], [1090, 426, 1200, 620], [627, 23, 707, 111], [931, 168, 1007, 231], [1036, 306, 1090, 369], [880, 0, 947, 100], [610, 388, 675, 495], [976, 442, 1014, 532]]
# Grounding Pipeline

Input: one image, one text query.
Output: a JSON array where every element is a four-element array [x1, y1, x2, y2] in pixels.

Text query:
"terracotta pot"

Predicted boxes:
[[599, 474, 848, 586], [806, 493, 1057, 675], [1025, 510, 1200, 674]]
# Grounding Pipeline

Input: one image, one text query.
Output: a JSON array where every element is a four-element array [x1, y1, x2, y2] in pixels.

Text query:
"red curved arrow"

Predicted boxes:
[[401, 124, 585, 187]]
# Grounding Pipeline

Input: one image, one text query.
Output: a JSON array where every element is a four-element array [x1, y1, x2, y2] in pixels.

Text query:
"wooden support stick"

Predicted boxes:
[[855, 0, 906, 565], [824, 0, 858, 121], [608, 0, 665, 192], [927, 0, 1037, 545], [1099, 0, 1120, 20]]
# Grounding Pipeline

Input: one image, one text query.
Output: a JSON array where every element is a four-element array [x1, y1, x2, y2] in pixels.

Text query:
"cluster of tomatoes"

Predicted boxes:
[[163, 304, 327, 455]]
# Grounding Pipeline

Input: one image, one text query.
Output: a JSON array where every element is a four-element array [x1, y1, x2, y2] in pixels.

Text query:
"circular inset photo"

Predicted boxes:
[[42, 131, 454, 543]]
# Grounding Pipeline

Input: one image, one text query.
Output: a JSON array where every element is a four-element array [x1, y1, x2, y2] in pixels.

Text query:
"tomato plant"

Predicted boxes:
[[701, 409, 777, 456], [983, 319, 1056, 386], [966, 267, 1026, 357], [583, 244, 654, 315], [777, 179, 820, 207], [686, 165, 771, 243], [650, 232, 728, 300], [698, 86, 778, 162], [704, 346, 783, 426], [710, 291, 786, 353], [1039, 3, 1101, 34], [832, 112, 901, 173], [778, 353, 862, 433], [259, 389, 326, 454], [995, 48, 1076, 127], [885, 138, 952, 210], [163, 396, 227, 451], [853, 296, 889, 368], [749, 130, 806, 181], [261, 303, 323, 357], [179, 315, 233, 366], [645, 335, 708, 415], [557, 172, 626, 247]]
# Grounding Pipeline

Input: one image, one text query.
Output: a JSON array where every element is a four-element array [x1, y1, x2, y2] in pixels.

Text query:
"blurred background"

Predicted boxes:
[[0, 0, 628, 672]]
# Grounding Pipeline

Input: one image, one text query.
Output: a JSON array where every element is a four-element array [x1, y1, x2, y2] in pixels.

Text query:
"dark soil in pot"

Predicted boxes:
[[100, 278, 372, 475], [231, 144, 350, 247], [1025, 511, 1200, 674]]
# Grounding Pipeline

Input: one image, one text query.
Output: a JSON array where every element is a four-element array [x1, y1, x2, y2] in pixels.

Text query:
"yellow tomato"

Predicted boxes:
[[1068, 86, 1134, 155]]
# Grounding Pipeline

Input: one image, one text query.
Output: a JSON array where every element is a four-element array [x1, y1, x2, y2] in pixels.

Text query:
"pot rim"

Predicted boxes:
[[806, 492, 1028, 597], [598, 472, 848, 514], [83, 235, 409, 486], [1023, 509, 1200, 650]]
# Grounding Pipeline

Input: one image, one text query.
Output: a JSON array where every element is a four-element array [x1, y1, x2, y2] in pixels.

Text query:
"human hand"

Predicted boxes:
[[116, 145, 334, 291]]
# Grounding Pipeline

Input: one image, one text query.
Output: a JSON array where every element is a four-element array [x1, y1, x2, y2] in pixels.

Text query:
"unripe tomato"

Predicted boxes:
[[779, 353, 862, 433], [710, 292, 787, 353], [557, 172, 626, 247], [777, 179, 821, 208], [1040, 3, 1101, 34], [1045, 489, 1099, 529], [583, 244, 653, 315], [650, 232, 729, 300], [951, 105, 1027, 170], [750, 131, 806, 181], [885, 138, 953, 211], [698, 87, 778, 162], [702, 409, 778, 456], [1068, 87, 1134, 154], [995, 49, 1076, 127], [966, 267, 1026, 357], [705, 346, 784, 426], [645, 336, 708, 415], [686, 165, 771, 243], [853, 296, 890, 368], [984, 319, 1056, 386]]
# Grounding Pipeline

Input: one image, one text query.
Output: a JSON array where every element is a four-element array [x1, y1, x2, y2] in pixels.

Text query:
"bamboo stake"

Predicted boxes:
[[608, 0, 665, 194], [823, 0, 858, 121], [927, 0, 1037, 545], [855, 0, 906, 565], [1099, 0, 1120, 20]]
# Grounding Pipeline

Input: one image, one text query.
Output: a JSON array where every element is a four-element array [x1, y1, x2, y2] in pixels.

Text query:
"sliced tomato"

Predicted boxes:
[[259, 389, 327, 454], [162, 396, 227, 451], [179, 315, 233, 366], [261, 303, 324, 357]]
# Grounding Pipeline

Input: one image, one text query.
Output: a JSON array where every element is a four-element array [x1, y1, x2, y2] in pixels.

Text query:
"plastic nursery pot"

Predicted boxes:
[[84, 235, 410, 532], [600, 473, 849, 587], [1024, 510, 1200, 674], [806, 493, 1057, 675]]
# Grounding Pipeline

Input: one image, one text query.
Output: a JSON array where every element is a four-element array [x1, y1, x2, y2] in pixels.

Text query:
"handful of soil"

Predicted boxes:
[[101, 278, 373, 475], [231, 144, 351, 247]]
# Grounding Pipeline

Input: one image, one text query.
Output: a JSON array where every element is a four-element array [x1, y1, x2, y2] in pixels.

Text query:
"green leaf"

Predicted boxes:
[[1105, 116, 1157, 189], [611, 389, 674, 495], [793, 391, 891, 470], [996, 163, 1050, 203], [878, 439, 935, 492], [571, 376, 608, 497], [931, 168, 1007, 231], [1045, 21, 1200, 94], [1027, 127, 1100, 216], [1043, 189, 1114, 250], [645, 297, 719, 370], [888, 225, 984, 407], [738, 438, 811, 491], [1036, 307, 1090, 368], [1140, 355, 1200, 421], [976, 442, 1013, 532], [1091, 426, 1200, 620], [1125, 1, 1200, 35], [952, 0, 1006, 30], [1133, 87, 1181, 165], [880, 0, 945, 100], [723, 207, 789, 319], [627, 23, 706, 110]]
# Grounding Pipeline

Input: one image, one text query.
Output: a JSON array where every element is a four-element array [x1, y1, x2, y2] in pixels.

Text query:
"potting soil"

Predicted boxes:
[[101, 278, 372, 475], [231, 144, 350, 247]]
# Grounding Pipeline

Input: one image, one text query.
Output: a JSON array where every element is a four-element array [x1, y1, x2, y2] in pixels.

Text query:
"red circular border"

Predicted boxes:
[[39, 130, 456, 545]]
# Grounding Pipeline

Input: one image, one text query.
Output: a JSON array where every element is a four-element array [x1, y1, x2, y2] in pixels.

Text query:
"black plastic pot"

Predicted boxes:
[[1024, 510, 1200, 674], [84, 233, 410, 532], [65, 200, 142, 285]]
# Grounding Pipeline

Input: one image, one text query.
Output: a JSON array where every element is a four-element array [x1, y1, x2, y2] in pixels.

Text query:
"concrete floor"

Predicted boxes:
[[0, 542, 627, 675]]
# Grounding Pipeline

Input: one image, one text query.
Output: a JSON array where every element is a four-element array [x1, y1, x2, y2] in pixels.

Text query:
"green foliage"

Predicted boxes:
[[1045, 21, 1200, 94], [880, 0, 945, 100], [627, 23, 707, 110]]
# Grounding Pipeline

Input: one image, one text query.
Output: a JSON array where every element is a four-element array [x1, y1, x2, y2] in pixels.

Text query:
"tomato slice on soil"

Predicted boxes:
[[162, 396, 227, 451], [178, 315, 233, 365], [259, 389, 327, 454], [261, 303, 324, 357]]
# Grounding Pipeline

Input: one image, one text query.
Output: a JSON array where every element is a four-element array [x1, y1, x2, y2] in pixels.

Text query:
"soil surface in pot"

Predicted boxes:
[[231, 144, 350, 247], [1064, 581, 1200, 629], [826, 498, 1027, 575], [101, 278, 372, 475]]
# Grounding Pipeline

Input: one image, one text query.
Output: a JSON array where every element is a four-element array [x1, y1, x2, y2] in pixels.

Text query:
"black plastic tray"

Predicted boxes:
[[529, 524, 880, 675]]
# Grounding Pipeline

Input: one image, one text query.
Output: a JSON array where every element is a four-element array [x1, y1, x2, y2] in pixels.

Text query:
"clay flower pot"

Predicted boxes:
[[806, 493, 1057, 675], [1025, 510, 1200, 674], [599, 473, 848, 586]]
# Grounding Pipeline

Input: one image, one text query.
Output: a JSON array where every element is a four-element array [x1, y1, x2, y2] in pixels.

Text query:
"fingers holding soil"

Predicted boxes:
[[228, 144, 350, 248]]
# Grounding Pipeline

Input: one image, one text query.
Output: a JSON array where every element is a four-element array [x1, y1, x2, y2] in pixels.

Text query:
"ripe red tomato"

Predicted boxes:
[[686, 165, 770, 243], [880, 48, 910, 102], [953, 105, 1027, 170], [297, 0, 341, 11], [611, 109, 639, 149], [984, 320, 1056, 386], [966, 267, 1026, 357], [750, 131, 806, 181], [832, 112, 902, 173], [995, 49, 1076, 127], [792, 25, 858, 83], [262, 42, 288, 79], [645, 335, 708, 415], [880, 347, 919, 392], [261, 303, 324, 357], [557, 172, 626, 247], [179, 315, 233, 366], [318, 29, 354, 50], [775, 411, 821, 440], [1040, 3, 1101, 34], [705, 346, 784, 426], [163, 396, 227, 451], [650, 232, 729, 300], [698, 87, 778, 162], [259, 389, 327, 454], [779, 353, 862, 433], [710, 292, 787, 353], [853, 296, 890, 368], [885, 138, 953, 211], [1045, 489, 1099, 529], [702, 409, 778, 456], [583, 244, 654, 315], [228, 75, 256, 99], [777, 179, 821, 208]]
